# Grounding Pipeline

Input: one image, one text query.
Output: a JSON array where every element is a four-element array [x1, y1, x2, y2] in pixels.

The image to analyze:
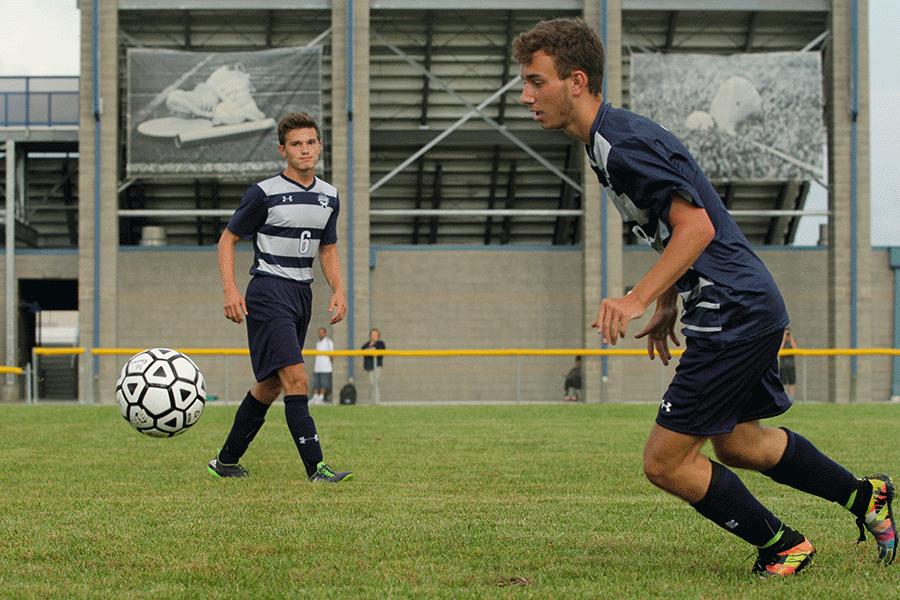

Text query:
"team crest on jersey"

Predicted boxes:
[[317, 193, 330, 209]]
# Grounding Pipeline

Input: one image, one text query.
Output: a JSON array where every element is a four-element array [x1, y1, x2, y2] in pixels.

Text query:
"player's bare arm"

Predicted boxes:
[[592, 194, 714, 345], [634, 287, 681, 366], [217, 229, 248, 324], [318, 243, 347, 324]]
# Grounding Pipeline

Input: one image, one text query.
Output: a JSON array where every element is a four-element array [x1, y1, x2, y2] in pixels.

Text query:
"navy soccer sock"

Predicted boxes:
[[284, 395, 324, 477], [763, 428, 863, 510], [219, 391, 269, 464], [691, 460, 786, 547]]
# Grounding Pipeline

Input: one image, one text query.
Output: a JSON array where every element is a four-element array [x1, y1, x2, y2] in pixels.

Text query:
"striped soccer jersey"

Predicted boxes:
[[585, 102, 788, 347], [227, 172, 340, 284]]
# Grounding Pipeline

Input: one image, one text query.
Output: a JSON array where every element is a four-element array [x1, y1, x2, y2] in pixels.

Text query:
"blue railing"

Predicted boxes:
[[0, 76, 79, 127]]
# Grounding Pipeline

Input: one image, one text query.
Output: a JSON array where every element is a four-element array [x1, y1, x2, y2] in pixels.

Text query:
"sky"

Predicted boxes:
[[1, 0, 898, 247]]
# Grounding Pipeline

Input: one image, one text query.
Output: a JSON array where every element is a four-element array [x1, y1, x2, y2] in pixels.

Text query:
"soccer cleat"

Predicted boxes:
[[856, 474, 897, 565], [207, 456, 248, 478], [206, 64, 266, 125], [751, 538, 815, 579], [309, 462, 354, 483], [165, 82, 220, 119]]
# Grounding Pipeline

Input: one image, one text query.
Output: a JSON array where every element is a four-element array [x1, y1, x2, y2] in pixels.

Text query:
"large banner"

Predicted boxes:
[[630, 52, 824, 181], [127, 46, 322, 177]]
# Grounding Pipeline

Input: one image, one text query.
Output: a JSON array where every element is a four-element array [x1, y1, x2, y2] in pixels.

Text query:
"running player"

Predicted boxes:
[[513, 18, 895, 578]]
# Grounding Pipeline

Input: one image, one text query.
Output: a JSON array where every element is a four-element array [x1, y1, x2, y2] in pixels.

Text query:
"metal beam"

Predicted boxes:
[[500, 162, 517, 245], [553, 145, 579, 245], [118, 208, 828, 218], [119, 0, 826, 10], [428, 163, 442, 244], [372, 209, 584, 217], [369, 129, 571, 148], [665, 11, 678, 51], [765, 179, 799, 245], [419, 12, 434, 128], [744, 11, 757, 51], [484, 146, 501, 245], [368, 76, 523, 194], [5, 141, 16, 382], [372, 30, 583, 194]]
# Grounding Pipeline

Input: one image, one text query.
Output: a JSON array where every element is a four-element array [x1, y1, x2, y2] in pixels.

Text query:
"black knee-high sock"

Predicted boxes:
[[219, 391, 269, 464], [692, 461, 792, 548], [763, 428, 866, 513], [284, 395, 323, 477]]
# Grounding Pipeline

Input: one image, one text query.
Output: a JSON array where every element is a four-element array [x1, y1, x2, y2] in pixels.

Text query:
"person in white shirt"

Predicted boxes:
[[312, 327, 334, 404]]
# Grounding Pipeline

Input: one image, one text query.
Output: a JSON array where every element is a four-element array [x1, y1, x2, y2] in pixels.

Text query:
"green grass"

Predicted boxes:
[[1, 403, 898, 599]]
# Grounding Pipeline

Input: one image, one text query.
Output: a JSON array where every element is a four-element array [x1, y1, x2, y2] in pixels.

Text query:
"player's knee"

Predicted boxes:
[[642, 453, 673, 489], [252, 376, 283, 403], [712, 446, 744, 468]]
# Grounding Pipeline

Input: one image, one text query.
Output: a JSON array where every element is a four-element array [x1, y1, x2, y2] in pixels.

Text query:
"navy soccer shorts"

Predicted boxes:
[[656, 328, 792, 437], [244, 275, 313, 382]]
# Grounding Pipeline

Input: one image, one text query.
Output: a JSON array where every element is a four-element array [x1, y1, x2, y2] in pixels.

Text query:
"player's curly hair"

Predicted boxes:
[[278, 112, 321, 146], [512, 18, 606, 96]]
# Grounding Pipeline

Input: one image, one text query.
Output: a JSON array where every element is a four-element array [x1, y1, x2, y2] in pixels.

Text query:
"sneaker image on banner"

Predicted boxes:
[[138, 62, 273, 147], [206, 63, 267, 125]]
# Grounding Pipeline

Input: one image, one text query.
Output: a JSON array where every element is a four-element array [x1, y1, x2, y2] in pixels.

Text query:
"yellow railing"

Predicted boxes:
[[84, 347, 900, 357], [30, 346, 900, 358], [21, 346, 900, 405]]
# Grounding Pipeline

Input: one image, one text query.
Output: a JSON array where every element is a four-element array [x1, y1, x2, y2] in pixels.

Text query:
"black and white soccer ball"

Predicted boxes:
[[116, 348, 206, 438]]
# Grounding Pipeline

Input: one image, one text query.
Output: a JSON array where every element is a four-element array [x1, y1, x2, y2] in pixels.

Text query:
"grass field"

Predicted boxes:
[[1, 402, 898, 599]]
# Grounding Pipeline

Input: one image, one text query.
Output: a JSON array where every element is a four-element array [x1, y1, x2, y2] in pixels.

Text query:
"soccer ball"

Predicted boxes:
[[116, 348, 206, 438]]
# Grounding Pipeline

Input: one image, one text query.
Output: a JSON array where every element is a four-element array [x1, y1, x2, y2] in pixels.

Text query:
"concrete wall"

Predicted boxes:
[[3, 244, 896, 404], [6, 244, 893, 405]]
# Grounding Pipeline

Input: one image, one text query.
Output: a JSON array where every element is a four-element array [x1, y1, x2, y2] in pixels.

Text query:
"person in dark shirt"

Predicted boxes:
[[362, 328, 386, 404], [564, 356, 582, 402], [513, 17, 895, 578]]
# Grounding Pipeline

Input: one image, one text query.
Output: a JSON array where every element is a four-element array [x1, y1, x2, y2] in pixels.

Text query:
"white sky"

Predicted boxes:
[[1, 0, 897, 247]]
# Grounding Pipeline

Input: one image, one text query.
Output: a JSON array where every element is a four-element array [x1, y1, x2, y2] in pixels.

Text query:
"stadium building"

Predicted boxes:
[[0, 0, 888, 405]]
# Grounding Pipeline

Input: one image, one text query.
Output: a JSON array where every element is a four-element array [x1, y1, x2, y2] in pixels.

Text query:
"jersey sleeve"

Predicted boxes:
[[607, 136, 704, 222], [226, 184, 268, 240], [320, 193, 340, 246]]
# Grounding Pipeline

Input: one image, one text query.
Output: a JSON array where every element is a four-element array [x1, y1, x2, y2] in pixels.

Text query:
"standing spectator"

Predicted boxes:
[[362, 328, 386, 404], [207, 112, 353, 483], [564, 356, 582, 402], [779, 328, 798, 399], [312, 327, 334, 405]]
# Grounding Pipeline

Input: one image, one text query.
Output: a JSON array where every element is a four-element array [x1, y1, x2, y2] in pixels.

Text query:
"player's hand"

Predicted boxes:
[[634, 305, 680, 366], [329, 290, 347, 324], [223, 289, 248, 324], [591, 295, 646, 345]]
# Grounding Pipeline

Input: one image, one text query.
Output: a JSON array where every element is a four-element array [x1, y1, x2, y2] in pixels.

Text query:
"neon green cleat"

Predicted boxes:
[[309, 461, 354, 483], [207, 455, 248, 478]]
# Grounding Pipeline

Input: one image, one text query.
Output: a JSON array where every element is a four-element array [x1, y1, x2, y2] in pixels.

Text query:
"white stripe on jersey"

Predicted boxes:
[[256, 231, 319, 259], [254, 261, 315, 282], [682, 324, 723, 333], [267, 203, 333, 231], [695, 301, 720, 309], [679, 277, 714, 304]]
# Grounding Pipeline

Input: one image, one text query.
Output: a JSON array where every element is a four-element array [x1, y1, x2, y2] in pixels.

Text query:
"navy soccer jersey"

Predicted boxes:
[[227, 173, 340, 284], [586, 102, 788, 347]]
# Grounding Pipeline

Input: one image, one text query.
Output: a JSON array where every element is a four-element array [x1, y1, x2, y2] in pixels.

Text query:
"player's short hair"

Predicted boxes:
[[278, 113, 321, 146], [512, 18, 606, 96]]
